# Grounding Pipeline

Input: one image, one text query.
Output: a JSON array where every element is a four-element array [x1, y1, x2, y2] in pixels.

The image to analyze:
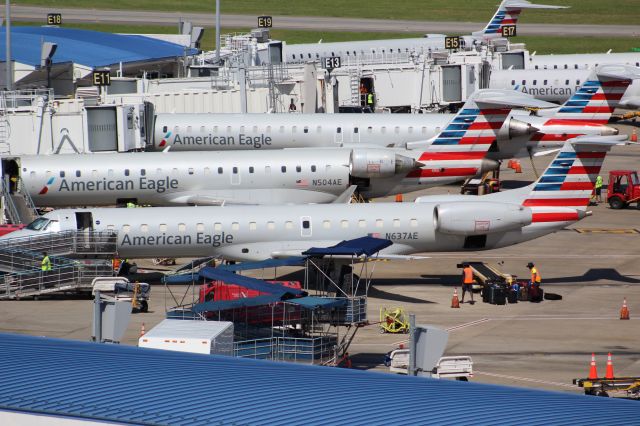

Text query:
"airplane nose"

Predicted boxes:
[[508, 118, 538, 139]]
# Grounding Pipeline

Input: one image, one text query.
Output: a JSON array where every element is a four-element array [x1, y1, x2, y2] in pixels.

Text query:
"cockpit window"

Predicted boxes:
[[26, 218, 50, 231]]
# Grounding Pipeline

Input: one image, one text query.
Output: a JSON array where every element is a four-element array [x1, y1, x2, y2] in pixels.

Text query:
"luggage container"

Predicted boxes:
[[138, 319, 234, 355]]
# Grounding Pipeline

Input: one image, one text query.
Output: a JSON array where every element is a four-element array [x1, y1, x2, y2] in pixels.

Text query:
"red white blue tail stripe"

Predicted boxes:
[[549, 79, 630, 124], [482, 7, 521, 36], [523, 141, 612, 223], [406, 100, 510, 179]]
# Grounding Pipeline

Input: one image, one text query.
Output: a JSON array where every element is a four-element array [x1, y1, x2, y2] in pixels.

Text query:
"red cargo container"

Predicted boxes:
[[0, 224, 25, 237]]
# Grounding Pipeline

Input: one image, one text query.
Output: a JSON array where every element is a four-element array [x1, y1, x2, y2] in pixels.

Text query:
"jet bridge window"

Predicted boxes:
[[76, 170, 81, 177], [59, 171, 65, 177]]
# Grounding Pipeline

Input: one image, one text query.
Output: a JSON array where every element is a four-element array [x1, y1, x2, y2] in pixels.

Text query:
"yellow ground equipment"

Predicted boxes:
[[574, 377, 640, 398], [379, 307, 410, 334]]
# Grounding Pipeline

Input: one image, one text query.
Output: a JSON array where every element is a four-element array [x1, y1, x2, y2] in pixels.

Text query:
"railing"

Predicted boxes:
[[234, 335, 337, 364], [0, 89, 53, 111], [1, 180, 20, 224], [17, 179, 38, 220], [0, 230, 118, 256]]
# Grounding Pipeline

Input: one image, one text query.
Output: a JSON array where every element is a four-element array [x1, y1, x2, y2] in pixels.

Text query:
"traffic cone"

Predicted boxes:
[[395, 194, 403, 202], [588, 353, 598, 379], [631, 129, 638, 143], [507, 159, 515, 169], [514, 160, 522, 174], [620, 298, 630, 320], [451, 288, 460, 308], [140, 322, 146, 337], [605, 353, 615, 379]]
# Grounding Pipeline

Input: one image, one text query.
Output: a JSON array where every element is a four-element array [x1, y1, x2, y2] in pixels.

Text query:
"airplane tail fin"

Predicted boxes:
[[543, 65, 640, 124], [407, 90, 555, 180], [473, 0, 568, 39], [522, 135, 624, 214]]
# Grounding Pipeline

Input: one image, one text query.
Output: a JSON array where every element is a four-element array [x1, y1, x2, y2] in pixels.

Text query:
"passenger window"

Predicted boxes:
[[358, 220, 366, 228], [341, 220, 349, 228], [543, 80, 547, 85], [124, 169, 130, 177], [281, 166, 287, 173], [376, 219, 383, 228], [108, 169, 113, 177], [232, 222, 239, 231], [249, 222, 257, 231], [553, 65, 558, 69], [393, 219, 400, 228], [60, 171, 65, 177], [218, 167, 223, 174], [304, 127, 309, 134], [267, 221, 275, 230], [233, 167, 238, 174], [323, 220, 331, 229], [140, 224, 148, 233], [204, 167, 211, 175], [511, 80, 515, 85], [408, 127, 413, 134], [337, 127, 342, 134], [410, 219, 418, 227], [533, 80, 537, 85], [368, 126, 373, 133], [249, 167, 254, 174], [296, 166, 301, 173], [214, 222, 222, 231], [76, 170, 81, 177], [311, 165, 316, 172], [196, 223, 204, 232], [92, 170, 98, 178], [159, 224, 167, 232], [302, 220, 310, 229], [564, 65, 568, 69], [178, 223, 186, 232], [188, 168, 194, 175], [394, 127, 400, 134], [521, 80, 526, 85], [140, 169, 146, 176], [381, 127, 386, 134], [354, 127, 359, 134], [565, 80, 569, 85], [265, 166, 271, 174], [122, 225, 130, 233], [576, 80, 580, 85], [285, 221, 293, 229], [292, 126, 297, 133]]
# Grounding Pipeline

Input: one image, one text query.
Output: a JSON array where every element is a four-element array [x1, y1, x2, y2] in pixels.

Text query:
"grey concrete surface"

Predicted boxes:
[[7, 5, 640, 37], [0, 123, 639, 395]]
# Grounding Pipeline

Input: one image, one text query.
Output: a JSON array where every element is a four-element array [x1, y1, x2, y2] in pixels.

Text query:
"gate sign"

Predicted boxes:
[[322, 56, 341, 70], [92, 71, 111, 86], [47, 13, 62, 25], [501, 25, 517, 37], [444, 36, 461, 50], [257, 16, 273, 28]]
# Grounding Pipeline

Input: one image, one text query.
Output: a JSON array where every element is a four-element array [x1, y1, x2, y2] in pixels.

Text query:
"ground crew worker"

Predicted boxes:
[[288, 98, 297, 112], [594, 175, 603, 203], [367, 92, 374, 108], [461, 262, 475, 304], [41, 251, 52, 271], [359, 83, 367, 106], [527, 262, 541, 287], [126, 201, 136, 208]]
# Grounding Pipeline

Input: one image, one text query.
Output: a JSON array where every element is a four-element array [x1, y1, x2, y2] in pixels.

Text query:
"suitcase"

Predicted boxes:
[[507, 290, 518, 304], [518, 286, 529, 301], [488, 285, 506, 305], [482, 285, 491, 303], [529, 286, 544, 303]]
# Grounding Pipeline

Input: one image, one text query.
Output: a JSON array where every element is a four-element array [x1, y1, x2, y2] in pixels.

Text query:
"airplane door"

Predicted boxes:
[[300, 216, 312, 237], [75, 212, 94, 231], [442, 66, 462, 103], [231, 166, 241, 185]]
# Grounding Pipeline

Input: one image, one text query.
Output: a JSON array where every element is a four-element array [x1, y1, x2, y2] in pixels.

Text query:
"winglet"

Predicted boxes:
[[333, 185, 358, 204]]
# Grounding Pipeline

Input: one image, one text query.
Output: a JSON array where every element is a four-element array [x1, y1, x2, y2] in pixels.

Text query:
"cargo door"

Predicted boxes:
[[501, 52, 525, 70], [87, 107, 118, 152], [442, 66, 462, 103]]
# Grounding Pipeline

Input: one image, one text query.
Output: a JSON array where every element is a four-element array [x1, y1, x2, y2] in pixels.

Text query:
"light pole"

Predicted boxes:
[[5, 0, 12, 90], [215, 0, 221, 64]]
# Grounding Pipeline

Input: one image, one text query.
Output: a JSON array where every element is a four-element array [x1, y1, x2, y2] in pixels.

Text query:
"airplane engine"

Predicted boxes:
[[349, 149, 418, 179], [498, 117, 539, 140], [434, 202, 532, 236]]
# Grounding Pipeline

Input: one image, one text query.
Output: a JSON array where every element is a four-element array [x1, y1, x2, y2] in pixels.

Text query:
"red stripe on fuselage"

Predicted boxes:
[[532, 212, 580, 223], [523, 198, 590, 207], [406, 167, 479, 178]]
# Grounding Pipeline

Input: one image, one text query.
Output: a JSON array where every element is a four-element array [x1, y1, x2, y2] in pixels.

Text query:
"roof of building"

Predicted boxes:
[[0, 332, 637, 425], [0, 26, 197, 68]]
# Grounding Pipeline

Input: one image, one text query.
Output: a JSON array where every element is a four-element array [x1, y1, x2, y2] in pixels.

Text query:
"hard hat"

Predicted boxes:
[[526, 262, 535, 268]]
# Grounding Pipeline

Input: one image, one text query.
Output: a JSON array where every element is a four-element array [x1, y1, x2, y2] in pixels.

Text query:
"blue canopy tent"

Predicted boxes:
[[302, 237, 392, 257]]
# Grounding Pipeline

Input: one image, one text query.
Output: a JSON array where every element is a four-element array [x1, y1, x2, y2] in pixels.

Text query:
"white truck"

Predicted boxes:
[[386, 349, 473, 381], [91, 277, 150, 312], [138, 319, 234, 356]]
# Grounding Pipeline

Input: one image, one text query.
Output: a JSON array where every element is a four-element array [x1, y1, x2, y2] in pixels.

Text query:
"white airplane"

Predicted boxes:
[[487, 65, 640, 158], [491, 65, 640, 109], [11, 90, 553, 206], [4, 136, 622, 261], [282, 0, 567, 63]]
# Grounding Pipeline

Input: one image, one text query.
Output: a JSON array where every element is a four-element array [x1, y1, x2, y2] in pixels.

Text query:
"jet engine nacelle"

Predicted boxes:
[[497, 117, 539, 141], [349, 149, 418, 179], [434, 202, 532, 236]]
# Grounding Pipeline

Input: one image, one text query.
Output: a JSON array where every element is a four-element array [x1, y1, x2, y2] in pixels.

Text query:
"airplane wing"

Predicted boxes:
[[183, 196, 226, 206], [332, 185, 358, 204]]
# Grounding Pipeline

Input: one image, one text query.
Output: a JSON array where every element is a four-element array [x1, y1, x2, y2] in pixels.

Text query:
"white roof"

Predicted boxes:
[[144, 319, 233, 339]]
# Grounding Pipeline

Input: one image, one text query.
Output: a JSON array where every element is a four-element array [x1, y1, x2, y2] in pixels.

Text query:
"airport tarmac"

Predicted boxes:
[[1, 123, 639, 395]]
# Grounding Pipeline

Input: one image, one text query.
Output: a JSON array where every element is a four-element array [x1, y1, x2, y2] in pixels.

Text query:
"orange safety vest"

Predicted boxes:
[[463, 267, 474, 284], [531, 267, 541, 283]]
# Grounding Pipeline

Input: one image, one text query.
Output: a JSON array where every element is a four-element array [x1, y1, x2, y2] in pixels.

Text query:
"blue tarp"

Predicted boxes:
[[217, 257, 307, 272], [191, 294, 283, 313], [303, 236, 392, 257], [0, 27, 198, 67], [198, 267, 306, 298], [163, 272, 200, 284], [287, 297, 348, 309]]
